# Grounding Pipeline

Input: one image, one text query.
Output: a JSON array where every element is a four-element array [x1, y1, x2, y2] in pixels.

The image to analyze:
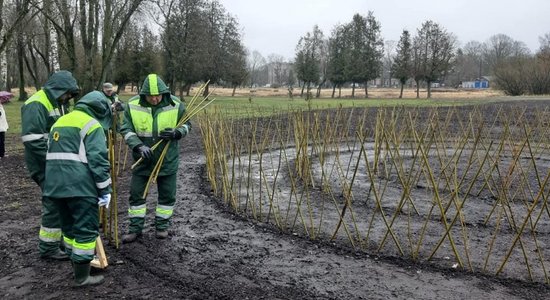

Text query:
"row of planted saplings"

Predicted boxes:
[[200, 105, 550, 284]]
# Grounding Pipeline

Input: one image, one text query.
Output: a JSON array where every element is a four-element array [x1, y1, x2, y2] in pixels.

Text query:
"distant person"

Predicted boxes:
[[0, 101, 8, 158], [21, 70, 80, 260], [44, 91, 112, 286], [102, 82, 123, 109], [102, 82, 124, 129], [119, 74, 191, 243]]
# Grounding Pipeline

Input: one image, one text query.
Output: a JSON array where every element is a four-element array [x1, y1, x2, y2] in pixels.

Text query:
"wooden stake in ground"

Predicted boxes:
[[90, 236, 108, 269]]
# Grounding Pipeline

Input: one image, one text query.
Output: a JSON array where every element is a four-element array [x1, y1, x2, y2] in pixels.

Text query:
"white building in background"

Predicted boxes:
[[461, 76, 491, 89]]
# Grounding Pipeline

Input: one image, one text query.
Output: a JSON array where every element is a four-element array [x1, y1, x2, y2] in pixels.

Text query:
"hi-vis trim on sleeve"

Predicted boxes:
[[136, 132, 153, 138], [96, 178, 112, 189], [22, 133, 49, 142], [124, 132, 137, 141]]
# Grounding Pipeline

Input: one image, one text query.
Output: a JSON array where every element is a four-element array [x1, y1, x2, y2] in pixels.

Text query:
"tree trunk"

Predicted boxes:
[[23, 47, 40, 91], [316, 79, 325, 98], [300, 84, 305, 97], [203, 82, 210, 97], [351, 84, 355, 98], [338, 86, 342, 98], [415, 79, 420, 98], [17, 32, 28, 101], [331, 83, 336, 98], [427, 81, 432, 98], [232, 85, 237, 97], [399, 83, 404, 99], [185, 83, 191, 96], [364, 84, 369, 98]]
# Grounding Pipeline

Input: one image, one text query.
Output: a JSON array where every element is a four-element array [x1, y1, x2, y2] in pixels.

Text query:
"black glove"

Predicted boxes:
[[112, 101, 124, 112], [137, 145, 153, 159], [159, 128, 183, 140]]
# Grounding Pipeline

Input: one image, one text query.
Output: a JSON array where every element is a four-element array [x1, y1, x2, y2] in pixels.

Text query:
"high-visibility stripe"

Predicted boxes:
[[39, 226, 62, 242], [21, 133, 49, 142], [128, 104, 150, 113], [96, 178, 112, 189], [49, 109, 61, 117], [161, 106, 177, 112], [46, 152, 85, 163], [128, 204, 146, 218], [48, 113, 102, 164], [80, 119, 99, 137], [136, 132, 153, 137], [72, 240, 96, 256], [148, 74, 159, 95], [63, 236, 74, 250], [155, 205, 174, 219], [124, 132, 137, 141]]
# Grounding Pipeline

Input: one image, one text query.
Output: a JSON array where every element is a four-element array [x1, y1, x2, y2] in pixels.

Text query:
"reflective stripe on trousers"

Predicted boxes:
[[39, 226, 62, 243]]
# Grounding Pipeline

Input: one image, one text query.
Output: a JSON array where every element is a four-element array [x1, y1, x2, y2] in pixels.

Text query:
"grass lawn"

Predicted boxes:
[[0, 93, 518, 142]]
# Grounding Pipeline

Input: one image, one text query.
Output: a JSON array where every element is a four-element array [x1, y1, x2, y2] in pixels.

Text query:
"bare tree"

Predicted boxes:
[[484, 34, 530, 73], [382, 40, 396, 87], [0, 0, 32, 90], [268, 53, 286, 88], [413, 20, 455, 98], [248, 50, 265, 88]]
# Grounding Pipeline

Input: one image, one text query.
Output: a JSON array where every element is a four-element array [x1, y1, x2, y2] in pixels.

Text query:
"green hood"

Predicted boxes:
[[74, 91, 112, 129], [139, 74, 173, 106], [43, 70, 80, 103]]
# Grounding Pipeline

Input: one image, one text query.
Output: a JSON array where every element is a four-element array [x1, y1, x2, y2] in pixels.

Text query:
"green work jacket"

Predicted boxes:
[[43, 110, 112, 198], [21, 90, 65, 186], [120, 95, 189, 176]]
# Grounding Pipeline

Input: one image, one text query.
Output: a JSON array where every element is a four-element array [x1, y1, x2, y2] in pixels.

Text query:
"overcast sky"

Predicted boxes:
[[218, 0, 550, 60]]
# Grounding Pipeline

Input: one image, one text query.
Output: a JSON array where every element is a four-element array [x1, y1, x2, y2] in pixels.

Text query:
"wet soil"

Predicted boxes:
[[2, 103, 550, 299]]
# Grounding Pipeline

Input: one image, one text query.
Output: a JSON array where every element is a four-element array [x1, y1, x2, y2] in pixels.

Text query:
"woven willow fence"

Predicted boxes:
[[200, 105, 550, 283]]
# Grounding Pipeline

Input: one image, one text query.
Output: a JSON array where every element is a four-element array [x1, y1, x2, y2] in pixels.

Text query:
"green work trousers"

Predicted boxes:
[[51, 197, 99, 264], [39, 196, 63, 257], [127, 173, 176, 233]]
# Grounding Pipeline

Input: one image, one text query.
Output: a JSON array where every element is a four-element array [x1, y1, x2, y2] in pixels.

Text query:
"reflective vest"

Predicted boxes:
[[21, 90, 61, 143], [127, 98, 179, 139], [47, 110, 103, 165], [44, 110, 112, 197]]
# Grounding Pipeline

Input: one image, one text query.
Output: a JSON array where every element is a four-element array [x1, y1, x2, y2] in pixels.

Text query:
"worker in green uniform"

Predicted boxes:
[[120, 74, 191, 243], [21, 70, 80, 260], [43, 91, 112, 286]]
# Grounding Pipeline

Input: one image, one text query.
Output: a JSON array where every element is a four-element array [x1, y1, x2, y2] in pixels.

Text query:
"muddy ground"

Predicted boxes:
[[2, 103, 550, 299]]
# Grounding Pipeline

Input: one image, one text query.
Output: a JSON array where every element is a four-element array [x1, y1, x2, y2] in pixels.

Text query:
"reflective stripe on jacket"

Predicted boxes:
[[43, 110, 112, 198], [21, 90, 63, 186], [120, 96, 187, 176]]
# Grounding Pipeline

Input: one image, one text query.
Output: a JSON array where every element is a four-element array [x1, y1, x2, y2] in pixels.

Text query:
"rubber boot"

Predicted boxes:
[[122, 232, 141, 244], [41, 249, 70, 261], [73, 263, 104, 287]]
